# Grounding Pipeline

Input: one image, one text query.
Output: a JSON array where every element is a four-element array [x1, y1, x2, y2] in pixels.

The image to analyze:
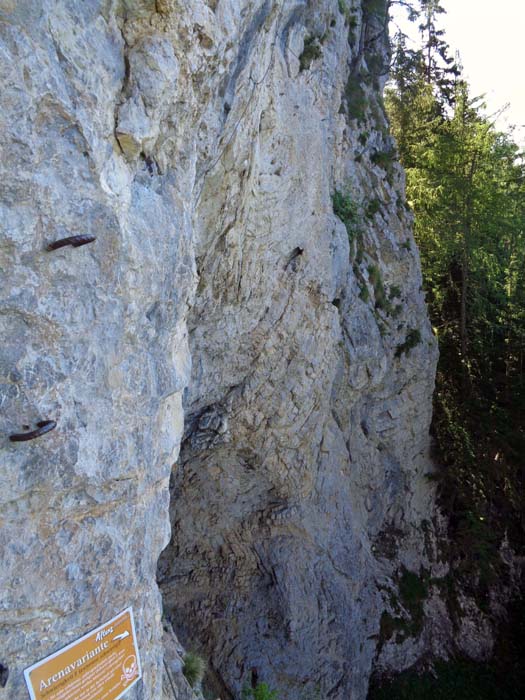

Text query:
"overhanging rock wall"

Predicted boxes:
[[1, 2, 438, 699]]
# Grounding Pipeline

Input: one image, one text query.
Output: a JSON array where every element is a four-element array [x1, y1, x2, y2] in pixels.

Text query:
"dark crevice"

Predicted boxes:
[[285, 246, 304, 271], [0, 664, 8, 688]]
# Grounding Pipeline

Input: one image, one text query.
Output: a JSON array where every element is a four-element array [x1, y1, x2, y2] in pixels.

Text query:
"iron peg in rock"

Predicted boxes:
[[47, 235, 96, 251], [9, 420, 57, 442]]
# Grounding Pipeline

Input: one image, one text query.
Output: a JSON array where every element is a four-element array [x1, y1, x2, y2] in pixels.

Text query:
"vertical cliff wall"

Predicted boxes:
[[1, 1, 193, 697], [158, 0, 439, 698], [1, 1, 438, 699]]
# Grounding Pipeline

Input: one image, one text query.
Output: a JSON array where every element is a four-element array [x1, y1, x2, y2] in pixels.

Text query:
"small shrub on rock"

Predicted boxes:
[[182, 651, 206, 688]]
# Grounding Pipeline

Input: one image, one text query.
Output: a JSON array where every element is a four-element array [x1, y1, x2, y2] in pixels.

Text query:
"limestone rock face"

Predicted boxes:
[[159, 0, 439, 698], [0, 2, 192, 697], [1, 1, 438, 699]]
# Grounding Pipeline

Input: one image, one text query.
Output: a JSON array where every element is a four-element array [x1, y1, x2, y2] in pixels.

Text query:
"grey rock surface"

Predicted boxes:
[[0, 1, 192, 697], [1, 1, 444, 699], [162, 621, 204, 700], [159, 1, 439, 699]]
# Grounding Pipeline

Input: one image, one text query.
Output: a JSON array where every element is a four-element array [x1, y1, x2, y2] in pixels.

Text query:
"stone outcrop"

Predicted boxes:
[[157, 1, 439, 698], [1, 1, 440, 699]]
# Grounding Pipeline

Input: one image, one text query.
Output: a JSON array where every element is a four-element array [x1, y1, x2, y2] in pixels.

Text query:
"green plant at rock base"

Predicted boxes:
[[242, 682, 280, 700], [299, 36, 322, 71], [395, 328, 422, 357], [182, 652, 206, 688]]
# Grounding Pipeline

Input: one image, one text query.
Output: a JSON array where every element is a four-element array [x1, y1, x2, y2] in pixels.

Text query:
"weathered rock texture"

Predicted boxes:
[[1, 1, 439, 699], [0, 1, 192, 697], [159, 0, 439, 698]]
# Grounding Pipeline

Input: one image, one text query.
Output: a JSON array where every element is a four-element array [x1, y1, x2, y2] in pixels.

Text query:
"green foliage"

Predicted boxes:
[[379, 567, 430, 648], [389, 285, 402, 299], [359, 284, 370, 302], [395, 328, 422, 357], [398, 567, 428, 615], [333, 192, 401, 320], [368, 264, 387, 310], [366, 198, 382, 218], [378, 611, 403, 648], [365, 265, 404, 317], [396, 196, 411, 215], [299, 36, 322, 71], [368, 658, 524, 700], [386, 0, 525, 641], [344, 0, 389, 116], [242, 683, 280, 700], [370, 148, 396, 169], [333, 189, 361, 246], [367, 53, 387, 78], [363, 0, 388, 21], [338, 0, 358, 31], [182, 652, 206, 688], [367, 264, 381, 288], [371, 147, 396, 183], [345, 74, 368, 122], [377, 320, 388, 337], [391, 304, 403, 318]]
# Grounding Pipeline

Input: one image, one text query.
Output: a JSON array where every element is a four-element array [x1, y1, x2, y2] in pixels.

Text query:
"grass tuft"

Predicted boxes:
[[182, 652, 206, 688], [395, 328, 422, 357], [299, 36, 322, 71]]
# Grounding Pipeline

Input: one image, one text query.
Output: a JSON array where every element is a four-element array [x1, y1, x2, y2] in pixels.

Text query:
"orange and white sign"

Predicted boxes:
[[24, 607, 141, 700]]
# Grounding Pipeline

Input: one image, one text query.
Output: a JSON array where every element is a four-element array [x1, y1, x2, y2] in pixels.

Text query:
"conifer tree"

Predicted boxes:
[[385, 0, 525, 583]]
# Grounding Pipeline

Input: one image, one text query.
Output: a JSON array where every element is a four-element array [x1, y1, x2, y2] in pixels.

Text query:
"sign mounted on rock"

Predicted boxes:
[[24, 608, 141, 700]]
